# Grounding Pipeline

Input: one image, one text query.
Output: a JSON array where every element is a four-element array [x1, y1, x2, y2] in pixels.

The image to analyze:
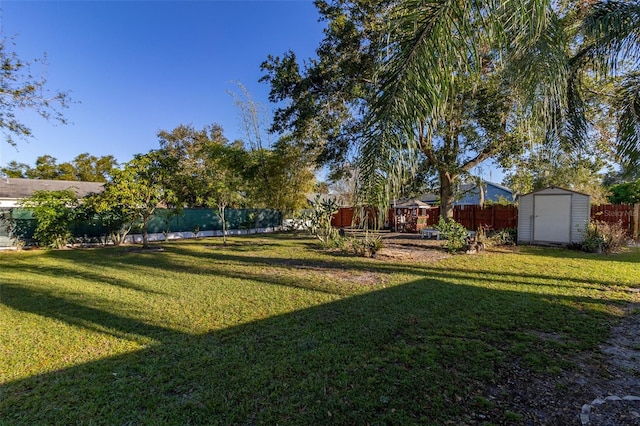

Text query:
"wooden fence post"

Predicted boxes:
[[634, 204, 640, 240]]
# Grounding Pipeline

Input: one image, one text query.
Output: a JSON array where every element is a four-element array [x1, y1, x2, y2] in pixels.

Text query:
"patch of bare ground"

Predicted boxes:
[[375, 233, 452, 262], [375, 233, 517, 262], [476, 303, 640, 425], [289, 262, 385, 287]]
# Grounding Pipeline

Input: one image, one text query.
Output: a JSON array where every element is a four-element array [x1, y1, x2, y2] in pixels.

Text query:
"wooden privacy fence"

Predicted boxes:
[[591, 204, 639, 238], [332, 204, 639, 238], [333, 205, 518, 231], [452, 205, 519, 231], [390, 205, 519, 231], [331, 207, 380, 228]]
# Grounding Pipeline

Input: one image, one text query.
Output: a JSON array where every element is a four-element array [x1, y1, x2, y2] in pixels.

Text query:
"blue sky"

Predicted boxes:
[[0, 1, 325, 168]]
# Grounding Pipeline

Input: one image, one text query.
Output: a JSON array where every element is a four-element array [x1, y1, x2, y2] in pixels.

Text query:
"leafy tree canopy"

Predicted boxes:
[[607, 179, 640, 204], [261, 0, 640, 218], [18, 189, 79, 249], [1, 153, 117, 182], [99, 151, 173, 248]]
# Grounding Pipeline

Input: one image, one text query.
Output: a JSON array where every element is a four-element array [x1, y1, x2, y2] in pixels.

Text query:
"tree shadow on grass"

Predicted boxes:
[[1, 265, 628, 425], [1, 247, 172, 295], [161, 244, 637, 293]]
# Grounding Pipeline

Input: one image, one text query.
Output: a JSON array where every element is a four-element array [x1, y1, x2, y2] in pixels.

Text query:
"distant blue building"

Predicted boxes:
[[420, 181, 514, 206]]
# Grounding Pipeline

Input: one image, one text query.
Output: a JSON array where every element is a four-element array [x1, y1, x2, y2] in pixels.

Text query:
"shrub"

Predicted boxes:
[[435, 218, 469, 253], [303, 195, 340, 244], [489, 228, 517, 246], [19, 189, 79, 249], [581, 220, 628, 254], [347, 233, 384, 257]]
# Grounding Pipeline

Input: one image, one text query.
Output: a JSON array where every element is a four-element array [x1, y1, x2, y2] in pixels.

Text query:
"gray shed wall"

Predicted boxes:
[[517, 187, 591, 245]]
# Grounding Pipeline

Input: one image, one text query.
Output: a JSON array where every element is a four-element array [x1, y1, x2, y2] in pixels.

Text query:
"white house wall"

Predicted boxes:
[[0, 199, 19, 208]]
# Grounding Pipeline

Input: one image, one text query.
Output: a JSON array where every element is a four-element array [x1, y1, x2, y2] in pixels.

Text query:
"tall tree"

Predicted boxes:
[[262, 0, 543, 218], [157, 124, 247, 244], [1, 160, 29, 178], [244, 137, 317, 219], [27, 155, 60, 180], [72, 153, 117, 182], [229, 84, 317, 218], [262, 0, 640, 219], [0, 37, 70, 146], [205, 143, 247, 244], [157, 124, 222, 207], [569, 1, 640, 172]]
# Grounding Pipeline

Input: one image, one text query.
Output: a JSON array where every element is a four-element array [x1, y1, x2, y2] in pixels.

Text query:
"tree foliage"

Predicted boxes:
[[157, 124, 247, 244], [19, 189, 79, 248], [1, 153, 117, 182], [228, 84, 317, 219], [99, 151, 172, 248], [244, 138, 317, 219], [0, 37, 70, 146], [607, 179, 640, 204], [502, 139, 611, 203], [261, 0, 640, 219]]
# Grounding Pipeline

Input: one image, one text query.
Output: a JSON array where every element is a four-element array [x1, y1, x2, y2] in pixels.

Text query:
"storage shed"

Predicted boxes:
[[517, 186, 591, 245]]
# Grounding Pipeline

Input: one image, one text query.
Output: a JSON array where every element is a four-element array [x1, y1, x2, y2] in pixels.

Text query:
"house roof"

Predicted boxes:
[[0, 178, 104, 200], [419, 181, 513, 203]]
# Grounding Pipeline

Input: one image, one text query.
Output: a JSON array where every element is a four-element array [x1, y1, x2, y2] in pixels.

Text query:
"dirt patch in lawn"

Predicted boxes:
[[375, 234, 452, 262], [477, 303, 640, 425], [374, 233, 516, 262]]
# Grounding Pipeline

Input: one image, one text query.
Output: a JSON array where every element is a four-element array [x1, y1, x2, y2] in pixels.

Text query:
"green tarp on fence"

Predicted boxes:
[[0, 208, 282, 246]]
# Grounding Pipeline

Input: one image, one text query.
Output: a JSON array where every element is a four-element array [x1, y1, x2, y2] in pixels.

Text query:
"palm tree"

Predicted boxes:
[[359, 0, 640, 218], [572, 1, 640, 173]]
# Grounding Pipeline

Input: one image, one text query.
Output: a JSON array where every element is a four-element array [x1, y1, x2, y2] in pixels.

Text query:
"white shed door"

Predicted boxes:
[[534, 194, 571, 243]]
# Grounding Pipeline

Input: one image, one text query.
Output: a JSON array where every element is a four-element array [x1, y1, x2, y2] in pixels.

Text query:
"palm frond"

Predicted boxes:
[[616, 72, 640, 173], [358, 0, 552, 207], [577, 1, 640, 76]]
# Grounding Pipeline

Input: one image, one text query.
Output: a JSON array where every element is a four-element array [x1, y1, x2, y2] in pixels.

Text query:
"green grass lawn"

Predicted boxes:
[[1, 234, 638, 425]]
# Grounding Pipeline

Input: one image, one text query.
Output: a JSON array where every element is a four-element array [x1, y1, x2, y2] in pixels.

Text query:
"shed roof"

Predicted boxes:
[[520, 185, 591, 198], [0, 178, 104, 200]]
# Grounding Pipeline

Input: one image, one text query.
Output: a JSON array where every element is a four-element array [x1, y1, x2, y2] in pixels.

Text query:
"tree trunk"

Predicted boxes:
[[142, 216, 149, 248], [439, 172, 456, 220], [220, 204, 227, 245]]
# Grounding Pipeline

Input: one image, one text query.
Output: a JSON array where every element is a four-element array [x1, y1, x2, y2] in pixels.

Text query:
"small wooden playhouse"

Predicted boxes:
[[517, 186, 591, 245]]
